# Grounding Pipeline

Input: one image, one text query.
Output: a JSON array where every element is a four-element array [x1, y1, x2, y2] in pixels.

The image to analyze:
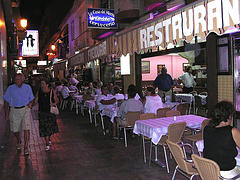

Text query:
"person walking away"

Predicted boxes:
[[153, 67, 173, 102], [3, 73, 34, 155], [36, 79, 59, 151], [178, 66, 196, 93]]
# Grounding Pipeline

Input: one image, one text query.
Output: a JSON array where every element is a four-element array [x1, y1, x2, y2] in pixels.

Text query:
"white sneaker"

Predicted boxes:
[[45, 145, 50, 151], [49, 141, 52, 145]]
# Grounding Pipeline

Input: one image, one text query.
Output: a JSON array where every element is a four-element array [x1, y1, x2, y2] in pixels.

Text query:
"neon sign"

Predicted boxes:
[[87, 8, 117, 29]]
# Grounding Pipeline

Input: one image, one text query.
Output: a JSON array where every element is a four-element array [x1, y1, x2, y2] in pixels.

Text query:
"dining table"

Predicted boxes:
[[133, 115, 207, 164]]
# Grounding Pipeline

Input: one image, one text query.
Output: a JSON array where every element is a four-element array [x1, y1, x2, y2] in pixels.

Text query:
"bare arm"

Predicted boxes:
[[100, 98, 116, 105], [53, 89, 59, 105], [232, 128, 240, 148]]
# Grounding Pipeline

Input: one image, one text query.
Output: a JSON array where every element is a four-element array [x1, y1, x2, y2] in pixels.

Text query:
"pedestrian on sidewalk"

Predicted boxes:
[[3, 73, 34, 155], [36, 79, 59, 151]]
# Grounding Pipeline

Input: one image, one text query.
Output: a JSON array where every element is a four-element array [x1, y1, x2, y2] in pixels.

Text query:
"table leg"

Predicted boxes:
[[151, 145, 166, 168], [142, 135, 146, 163]]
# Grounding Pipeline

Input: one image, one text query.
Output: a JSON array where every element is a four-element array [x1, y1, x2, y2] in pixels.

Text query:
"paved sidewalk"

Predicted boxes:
[[0, 111, 186, 180]]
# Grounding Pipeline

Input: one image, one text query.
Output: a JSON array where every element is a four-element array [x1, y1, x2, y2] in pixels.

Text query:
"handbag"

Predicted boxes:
[[50, 89, 59, 115]]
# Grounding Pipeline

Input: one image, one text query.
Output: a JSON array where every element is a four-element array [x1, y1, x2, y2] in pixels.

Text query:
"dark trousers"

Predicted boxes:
[[182, 87, 193, 93]]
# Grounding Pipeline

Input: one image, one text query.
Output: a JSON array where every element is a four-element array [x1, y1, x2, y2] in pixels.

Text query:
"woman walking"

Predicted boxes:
[[37, 79, 59, 151]]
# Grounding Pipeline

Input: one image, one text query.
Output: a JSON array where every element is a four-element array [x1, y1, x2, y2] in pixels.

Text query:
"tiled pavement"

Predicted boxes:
[[0, 111, 187, 180]]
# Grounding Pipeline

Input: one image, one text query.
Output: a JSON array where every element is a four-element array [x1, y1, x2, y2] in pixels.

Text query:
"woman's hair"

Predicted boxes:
[[113, 86, 120, 94], [127, 84, 137, 98], [209, 101, 235, 127], [146, 87, 155, 95]]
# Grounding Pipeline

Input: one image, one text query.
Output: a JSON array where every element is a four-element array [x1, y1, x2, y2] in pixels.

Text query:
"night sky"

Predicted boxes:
[[19, 0, 75, 50]]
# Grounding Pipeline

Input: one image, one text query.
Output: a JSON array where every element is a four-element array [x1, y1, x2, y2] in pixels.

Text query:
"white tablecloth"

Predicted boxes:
[[101, 107, 119, 123], [133, 115, 207, 145], [73, 95, 83, 103], [175, 94, 194, 104], [196, 140, 240, 165], [84, 100, 96, 109]]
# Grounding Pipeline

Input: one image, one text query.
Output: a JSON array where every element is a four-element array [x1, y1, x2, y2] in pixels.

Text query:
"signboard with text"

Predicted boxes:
[[22, 30, 39, 57], [87, 8, 117, 29]]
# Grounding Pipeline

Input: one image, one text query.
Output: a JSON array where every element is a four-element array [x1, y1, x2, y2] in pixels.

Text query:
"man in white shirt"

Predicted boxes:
[[97, 85, 116, 111], [178, 66, 196, 93]]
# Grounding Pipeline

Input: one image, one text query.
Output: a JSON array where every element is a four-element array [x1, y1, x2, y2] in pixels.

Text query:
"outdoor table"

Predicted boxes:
[[133, 115, 207, 164], [101, 106, 119, 123], [196, 140, 240, 165]]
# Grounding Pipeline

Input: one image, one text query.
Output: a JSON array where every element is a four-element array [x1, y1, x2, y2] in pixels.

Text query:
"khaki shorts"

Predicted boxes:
[[9, 107, 32, 132]]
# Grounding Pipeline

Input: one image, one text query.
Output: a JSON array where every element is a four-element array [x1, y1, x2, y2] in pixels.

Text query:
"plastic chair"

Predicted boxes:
[[156, 107, 171, 118], [177, 103, 190, 115], [118, 111, 141, 147], [192, 154, 240, 180], [165, 110, 181, 117], [167, 140, 198, 180], [149, 122, 186, 173]]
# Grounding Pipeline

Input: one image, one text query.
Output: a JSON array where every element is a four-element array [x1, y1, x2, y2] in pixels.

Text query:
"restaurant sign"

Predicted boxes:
[[88, 41, 107, 61], [87, 8, 117, 29], [22, 30, 39, 57], [140, 0, 240, 50]]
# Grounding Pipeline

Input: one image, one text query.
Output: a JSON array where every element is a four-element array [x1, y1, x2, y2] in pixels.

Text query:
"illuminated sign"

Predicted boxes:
[[87, 8, 117, 29], [120, 54, 130, 75], [14, 60, 26, 67], [37, 61, 47, 66], [22, 30, 39, 57]]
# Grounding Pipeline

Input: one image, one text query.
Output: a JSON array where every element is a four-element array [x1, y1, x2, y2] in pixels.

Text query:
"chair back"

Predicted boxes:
[[191, 154, 220, 180], [195, 95, 203, 108], [199, 92, 208, 96], [166, 140, 196, 174], [140, 113, 156, 120], [190, 91, 197, 96], [165, 110, 181, 117], [126, 111, 141, 126], [168, 122, 186, 143], [156, 107, 171, 118], [177, 103, 189, 115], [200, 119, 210, 138]]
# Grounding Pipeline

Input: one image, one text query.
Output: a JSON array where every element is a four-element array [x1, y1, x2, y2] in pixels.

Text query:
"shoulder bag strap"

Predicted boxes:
[[50, 89, 53, 105]]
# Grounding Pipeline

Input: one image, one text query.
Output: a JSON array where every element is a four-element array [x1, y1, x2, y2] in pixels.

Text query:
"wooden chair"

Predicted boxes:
[[140, 113, 156, 120], [118, 111, 141, 147], [156, 107, 171, 118], [177, 103, 190, 115], [149, 122, 186, 173], [165, 110, 181, 117], [192, 154, 240, 180], [167, 140, 198, 180], [184, 119, 210, 151]]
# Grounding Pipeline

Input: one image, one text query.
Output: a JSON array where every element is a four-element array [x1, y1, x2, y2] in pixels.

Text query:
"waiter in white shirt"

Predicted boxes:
[[178, 66, 196, 93]]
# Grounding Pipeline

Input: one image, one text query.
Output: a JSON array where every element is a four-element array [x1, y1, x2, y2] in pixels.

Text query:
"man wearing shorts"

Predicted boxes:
[[3, 73, 34, 155]]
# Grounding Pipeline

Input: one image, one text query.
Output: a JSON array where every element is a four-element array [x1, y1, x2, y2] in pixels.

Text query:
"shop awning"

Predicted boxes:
[[114, 0, 240, 56]]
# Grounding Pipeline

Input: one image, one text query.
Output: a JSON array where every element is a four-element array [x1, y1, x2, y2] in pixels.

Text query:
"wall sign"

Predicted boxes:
[[87, 8, 117, 29], [22, 30, 39, 57]]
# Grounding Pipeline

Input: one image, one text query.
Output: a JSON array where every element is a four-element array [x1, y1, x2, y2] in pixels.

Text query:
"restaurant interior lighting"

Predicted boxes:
[[51, 45, 56, 51]]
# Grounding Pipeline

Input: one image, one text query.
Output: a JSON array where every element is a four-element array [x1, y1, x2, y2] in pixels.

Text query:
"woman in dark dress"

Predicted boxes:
[[203, 101, 240, 178], [37, 79, 59, 151]]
